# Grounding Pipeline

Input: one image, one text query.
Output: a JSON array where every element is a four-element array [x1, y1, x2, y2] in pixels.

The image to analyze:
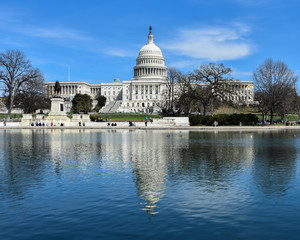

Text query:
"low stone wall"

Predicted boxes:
[[17, 116, 190, 127], [20, 114, 33, 126], [160, 117, 190, 126]]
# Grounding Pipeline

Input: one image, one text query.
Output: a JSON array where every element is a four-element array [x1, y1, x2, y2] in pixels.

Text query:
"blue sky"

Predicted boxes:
[[0, 0, 299, 84]]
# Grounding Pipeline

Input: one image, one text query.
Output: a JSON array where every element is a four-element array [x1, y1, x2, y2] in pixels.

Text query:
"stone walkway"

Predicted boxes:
[[1, 125, 300, 131]]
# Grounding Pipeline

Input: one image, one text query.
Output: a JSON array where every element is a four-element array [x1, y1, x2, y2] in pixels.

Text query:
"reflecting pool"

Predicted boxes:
[[1, 129, 300, 239]]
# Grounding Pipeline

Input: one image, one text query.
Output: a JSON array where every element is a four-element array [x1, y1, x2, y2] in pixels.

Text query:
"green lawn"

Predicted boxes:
[[257, 114, 300, 121], [0, 114, 23, 119]]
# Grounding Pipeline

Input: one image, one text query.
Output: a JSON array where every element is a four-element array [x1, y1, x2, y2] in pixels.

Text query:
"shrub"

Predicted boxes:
[[189, 113, 258, 126]]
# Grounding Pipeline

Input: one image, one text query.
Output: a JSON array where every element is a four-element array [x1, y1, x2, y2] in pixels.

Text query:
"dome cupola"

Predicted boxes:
[[134, 27, 167, 79]]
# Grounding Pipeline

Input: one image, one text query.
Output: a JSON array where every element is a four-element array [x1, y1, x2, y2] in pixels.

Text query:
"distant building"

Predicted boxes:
[[45, 27, 254, 113]]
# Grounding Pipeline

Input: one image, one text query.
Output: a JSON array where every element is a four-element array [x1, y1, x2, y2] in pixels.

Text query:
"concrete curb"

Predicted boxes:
[[1, 126, 300, 131]]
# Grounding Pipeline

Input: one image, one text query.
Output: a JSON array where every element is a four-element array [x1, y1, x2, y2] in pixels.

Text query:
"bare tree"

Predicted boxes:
[[14, 76, 50, 114], [0, 49, 43, 120], [253, 59, 298, 123], [165, 67, 182, 112], [176, 74, 193, 115], [189, 63, 232, 116], [293, 90, 300, 121]]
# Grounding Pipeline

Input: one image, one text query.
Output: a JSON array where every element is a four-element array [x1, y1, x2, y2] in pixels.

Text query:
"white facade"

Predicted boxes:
[[45, 27, 254, 113]]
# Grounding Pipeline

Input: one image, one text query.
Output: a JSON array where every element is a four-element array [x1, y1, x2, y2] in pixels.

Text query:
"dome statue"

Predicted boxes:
[[134, 27, 167, 79], [138, 26, 164, 58]]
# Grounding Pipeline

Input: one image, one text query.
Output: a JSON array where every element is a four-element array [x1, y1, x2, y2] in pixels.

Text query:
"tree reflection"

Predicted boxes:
[[252, 131, 297, 197], [168, 131, 255, 191], [0, 130, 51, 199], [0, 129, 104, 200]]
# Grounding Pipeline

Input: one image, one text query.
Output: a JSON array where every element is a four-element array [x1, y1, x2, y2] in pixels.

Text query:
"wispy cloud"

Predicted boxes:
[[104, 48, 136, 57], [19, 26, 94, 42], [162, 24, 253, 61], [0, 37, 30, 47], [167, 59, 202, 69]]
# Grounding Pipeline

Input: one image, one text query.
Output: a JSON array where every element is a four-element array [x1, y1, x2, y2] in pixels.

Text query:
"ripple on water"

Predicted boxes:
[[0, 129, 300, 239]]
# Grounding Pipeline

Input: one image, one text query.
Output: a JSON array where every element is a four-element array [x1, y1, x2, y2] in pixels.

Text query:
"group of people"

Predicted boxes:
[[129, 121, 135, 127], [144, 116, 153, 126], [31, 121, 64, 127], [78, 121, 85, 126]]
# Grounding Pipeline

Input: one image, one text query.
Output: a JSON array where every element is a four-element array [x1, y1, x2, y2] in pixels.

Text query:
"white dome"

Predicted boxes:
[[139, 44, 163, 57], [138, 27, 163, 58], [133, 27, 167, 79]]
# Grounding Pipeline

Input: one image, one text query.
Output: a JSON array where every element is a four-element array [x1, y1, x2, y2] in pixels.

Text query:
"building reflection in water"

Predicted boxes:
[[128, 130, 190, 215], [0, 129, 298, 215]]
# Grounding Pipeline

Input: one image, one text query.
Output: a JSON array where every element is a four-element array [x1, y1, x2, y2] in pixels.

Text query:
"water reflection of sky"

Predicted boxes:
[[1, 129, 300, 239]]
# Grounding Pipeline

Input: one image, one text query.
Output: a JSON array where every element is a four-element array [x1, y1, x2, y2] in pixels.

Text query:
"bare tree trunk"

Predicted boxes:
[[270, 108, 274, 124], [6, 94, 14, 121], [281, 112, 285, 121], [203, 104, 207, 117]]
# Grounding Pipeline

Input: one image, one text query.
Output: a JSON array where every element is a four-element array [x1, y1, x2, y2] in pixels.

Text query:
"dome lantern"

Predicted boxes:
[[133, 27, 167, 79], [147, 26, 154, 44]]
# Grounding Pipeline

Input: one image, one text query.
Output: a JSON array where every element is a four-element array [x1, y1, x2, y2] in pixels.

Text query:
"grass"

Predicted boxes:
[[215, 104, 300, 122], [90, 114, 160, 122], [257, 114, 300, 121], [0, 114, 23, 119], [214, 105, 257, 115]]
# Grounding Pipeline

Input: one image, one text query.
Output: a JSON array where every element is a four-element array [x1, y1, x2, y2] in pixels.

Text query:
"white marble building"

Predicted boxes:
[[45, 27, 254, 113]]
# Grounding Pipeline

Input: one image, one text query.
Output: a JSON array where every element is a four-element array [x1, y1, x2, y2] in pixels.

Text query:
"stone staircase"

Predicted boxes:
[[100, 100, 122, 113]]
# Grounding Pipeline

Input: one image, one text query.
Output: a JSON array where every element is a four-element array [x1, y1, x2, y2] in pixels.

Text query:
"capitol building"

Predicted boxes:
[[45, 27, 254, 113]]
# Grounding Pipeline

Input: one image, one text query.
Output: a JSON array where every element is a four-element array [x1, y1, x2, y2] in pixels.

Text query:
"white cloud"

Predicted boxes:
[[233, 71, 252, 76], [162, 24, 253, 61], [104, 48, 136, 57], [167, 59, 202, 69], [20, 26, 94, 42]]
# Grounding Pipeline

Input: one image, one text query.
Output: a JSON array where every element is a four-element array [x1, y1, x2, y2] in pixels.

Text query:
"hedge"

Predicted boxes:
[[189, 113, 258, 126]]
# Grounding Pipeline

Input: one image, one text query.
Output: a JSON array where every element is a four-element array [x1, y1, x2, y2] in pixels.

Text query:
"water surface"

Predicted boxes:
[[0, 129, 300, 239]]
